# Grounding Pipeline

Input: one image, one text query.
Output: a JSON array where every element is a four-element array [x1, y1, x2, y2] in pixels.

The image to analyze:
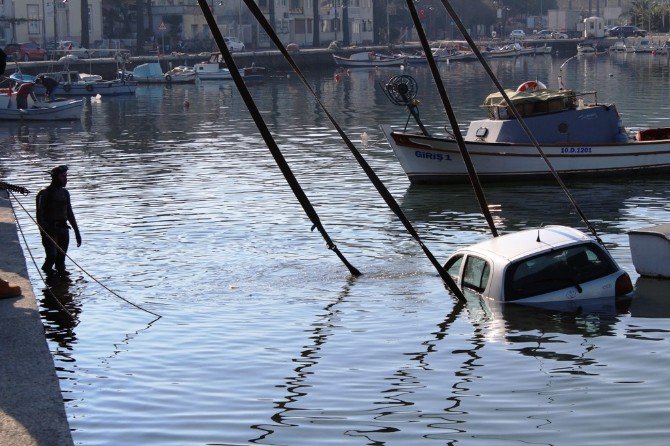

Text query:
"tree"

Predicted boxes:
[[630, 0, 654, 29]]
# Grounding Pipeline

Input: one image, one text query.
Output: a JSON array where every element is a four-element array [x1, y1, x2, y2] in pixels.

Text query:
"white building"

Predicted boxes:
[[1, 0, 104, 48], [148, 0, 374, 49]]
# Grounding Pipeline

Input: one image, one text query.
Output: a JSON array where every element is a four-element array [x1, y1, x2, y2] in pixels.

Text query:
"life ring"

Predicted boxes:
[[516, 80, 547, 93], [85, 84, 94, 92], [165, 74, 172, 82], [63, 84, 71, 92]]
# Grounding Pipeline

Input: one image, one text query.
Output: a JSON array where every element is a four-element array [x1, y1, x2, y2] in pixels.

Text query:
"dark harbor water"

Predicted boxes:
[[1, 52, 669, 445]]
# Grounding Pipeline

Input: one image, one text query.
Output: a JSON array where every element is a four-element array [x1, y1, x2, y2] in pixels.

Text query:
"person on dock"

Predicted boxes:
[[36, 165, 82, 277], [35, 74, 58, 102]]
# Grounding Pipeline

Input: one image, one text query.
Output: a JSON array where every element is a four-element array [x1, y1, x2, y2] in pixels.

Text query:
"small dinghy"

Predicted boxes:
[[629, 224, 670, 279]]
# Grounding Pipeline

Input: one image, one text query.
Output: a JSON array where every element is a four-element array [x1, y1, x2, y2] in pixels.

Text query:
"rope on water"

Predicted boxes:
[[8, 190, 162, 319]]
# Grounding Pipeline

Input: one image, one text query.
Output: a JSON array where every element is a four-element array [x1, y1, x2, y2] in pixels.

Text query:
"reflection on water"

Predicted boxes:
[[0, 56, 669, 445]]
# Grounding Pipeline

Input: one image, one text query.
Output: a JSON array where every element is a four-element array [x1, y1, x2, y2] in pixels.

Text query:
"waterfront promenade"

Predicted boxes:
[[0, 190, 73, 446]]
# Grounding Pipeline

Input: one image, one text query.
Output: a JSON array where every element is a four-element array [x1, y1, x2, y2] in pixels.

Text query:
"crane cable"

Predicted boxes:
[[196, 0, 361, 278], [198, 0, 467, 302], [439, 0, 604, 245], [404, 0, 499, 239]]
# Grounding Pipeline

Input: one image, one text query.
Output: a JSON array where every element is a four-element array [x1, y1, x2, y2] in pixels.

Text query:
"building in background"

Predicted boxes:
[[1, 0, 103, 50]]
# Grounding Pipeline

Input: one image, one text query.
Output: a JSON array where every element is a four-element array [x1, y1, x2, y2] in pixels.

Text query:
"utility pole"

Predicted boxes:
[[41, 0, 47, 49]]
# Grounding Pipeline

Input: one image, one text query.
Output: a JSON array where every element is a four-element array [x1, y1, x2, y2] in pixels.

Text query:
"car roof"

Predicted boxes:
[[454, 225, 592, 263]]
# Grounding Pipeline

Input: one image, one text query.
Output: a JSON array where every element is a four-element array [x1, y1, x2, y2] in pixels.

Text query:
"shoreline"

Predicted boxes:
[[0, 190, 73, 446]]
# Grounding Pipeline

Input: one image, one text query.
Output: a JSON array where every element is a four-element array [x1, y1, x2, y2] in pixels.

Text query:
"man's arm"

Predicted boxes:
[[65, 191, 82, 247]]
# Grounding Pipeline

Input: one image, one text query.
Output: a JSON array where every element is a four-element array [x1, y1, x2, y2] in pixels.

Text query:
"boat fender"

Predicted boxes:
[[85, 84, 94, 92], [63, 84, 71, 92], [516, 80, 547, 93], [165, 74, 172, 82]]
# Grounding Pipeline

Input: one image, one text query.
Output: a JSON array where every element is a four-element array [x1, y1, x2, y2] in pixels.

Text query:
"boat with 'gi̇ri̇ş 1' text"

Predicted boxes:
[[380, 76, 670, 184]]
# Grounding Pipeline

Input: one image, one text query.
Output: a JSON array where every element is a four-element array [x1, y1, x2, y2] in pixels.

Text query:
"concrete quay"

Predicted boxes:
[[0, 190, 73, 446], [3, 39, 580, 80]]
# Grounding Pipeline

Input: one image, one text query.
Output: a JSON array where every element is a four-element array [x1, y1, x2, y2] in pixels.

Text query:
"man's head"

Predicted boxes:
[[50, 165, 68, 186]]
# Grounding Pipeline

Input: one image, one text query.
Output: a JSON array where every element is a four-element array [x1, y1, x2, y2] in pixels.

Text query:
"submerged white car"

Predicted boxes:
[[444, 225, 633, 304]]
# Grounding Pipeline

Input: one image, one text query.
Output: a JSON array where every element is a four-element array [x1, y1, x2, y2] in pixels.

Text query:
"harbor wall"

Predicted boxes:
[[2, 40, 581, 80], [0, 191, 74, 446]]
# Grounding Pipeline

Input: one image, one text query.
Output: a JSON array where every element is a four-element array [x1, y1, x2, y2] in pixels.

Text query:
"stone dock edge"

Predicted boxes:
[[0, 190, 74, 446]]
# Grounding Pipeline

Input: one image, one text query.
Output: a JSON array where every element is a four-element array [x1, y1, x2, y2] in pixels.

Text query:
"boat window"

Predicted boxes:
[[444, 255, 464, 283], [462, 255, 490, 293], [504, 242, 618, 301]]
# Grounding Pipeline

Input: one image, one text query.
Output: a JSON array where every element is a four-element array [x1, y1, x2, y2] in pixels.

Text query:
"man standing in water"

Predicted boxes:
[[36, 165, 82, 276]]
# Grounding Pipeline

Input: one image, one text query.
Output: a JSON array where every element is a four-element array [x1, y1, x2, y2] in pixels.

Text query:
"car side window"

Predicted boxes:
[[462, 255, 490, 293], [444, 255, 464, 284]]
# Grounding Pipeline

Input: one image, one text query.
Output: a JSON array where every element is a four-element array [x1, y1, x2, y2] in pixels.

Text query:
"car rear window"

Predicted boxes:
[[504, 242, 617, 301]]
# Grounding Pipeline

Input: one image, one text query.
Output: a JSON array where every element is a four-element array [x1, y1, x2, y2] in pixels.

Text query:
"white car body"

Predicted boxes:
[[444, 226, 633, 304], [509, 30, 525, 40], [223, 37, 245, 52]]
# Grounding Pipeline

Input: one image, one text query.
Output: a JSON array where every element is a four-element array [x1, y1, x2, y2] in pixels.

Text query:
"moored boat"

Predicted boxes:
[[333, 51, 406, 67], [37, 70, 137, 96], [0, 86, 82, 121], [629, 224, 670, 279], [381, 77, 670, 184], [125, 62, 196, 83], [577, 42, 597, 54], [194, 53, 266, 81]]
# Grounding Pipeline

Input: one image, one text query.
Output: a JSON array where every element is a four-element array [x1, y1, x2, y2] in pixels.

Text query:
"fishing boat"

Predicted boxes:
[[633, 39, 655, 53], [653, 40, 670, 55], [125, 62, 196, 83], [36, 70, 137, 96], [0, 86, 82, 121], [381, 76, 670, 183], [332, 51, 406, 67], [194, 53, 266, 81], [577, 42, 597, 54], [609, 39, 630, 53]]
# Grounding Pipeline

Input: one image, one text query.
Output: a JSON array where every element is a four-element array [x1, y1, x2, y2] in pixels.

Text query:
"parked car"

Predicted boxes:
[[223, 37, 245, 52], [4, 42, 47, 61], [535, 29, 568, 39], [609, 26, 646, 37], [509, 29, 526, 40], [57, 40, 91, 59]]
